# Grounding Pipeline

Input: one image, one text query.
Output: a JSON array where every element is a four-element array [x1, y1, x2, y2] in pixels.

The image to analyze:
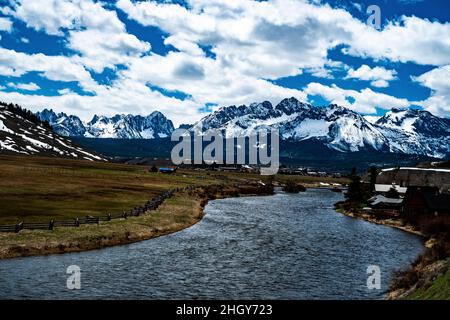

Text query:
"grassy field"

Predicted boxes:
[[0, 190, 205, 259], [0, 155, 220, 224], [0, 155, 349, 225]]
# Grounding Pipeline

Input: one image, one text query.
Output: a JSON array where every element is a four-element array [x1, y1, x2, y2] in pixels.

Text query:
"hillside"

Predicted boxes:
[[0, 102, 106, 161]]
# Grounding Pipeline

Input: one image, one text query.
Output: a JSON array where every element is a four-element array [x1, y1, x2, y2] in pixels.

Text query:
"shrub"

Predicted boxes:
[[283, 181, 305, 193], [418, 216, 450, 238]]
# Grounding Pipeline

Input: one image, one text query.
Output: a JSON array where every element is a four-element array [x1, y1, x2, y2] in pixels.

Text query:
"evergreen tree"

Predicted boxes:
[[0, 101, 50, 128], [345, 167, 367, 202], [386, 186, 400, 199], [369, 166, 378, 192]]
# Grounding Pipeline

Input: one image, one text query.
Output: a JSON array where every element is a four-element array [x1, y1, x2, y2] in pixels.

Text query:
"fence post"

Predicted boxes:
[[15, 222, 23, 233], [49, 220, 54, 231]]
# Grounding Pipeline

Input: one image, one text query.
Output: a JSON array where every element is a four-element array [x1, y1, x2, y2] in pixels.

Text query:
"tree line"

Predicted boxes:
[[0, 101, 52, 129]]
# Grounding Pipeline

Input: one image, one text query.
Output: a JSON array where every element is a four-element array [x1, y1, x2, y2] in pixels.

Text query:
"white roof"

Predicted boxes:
[[375, 184, 408, 193], [381, 167, 450, 173], [369, 195, 403, 206]]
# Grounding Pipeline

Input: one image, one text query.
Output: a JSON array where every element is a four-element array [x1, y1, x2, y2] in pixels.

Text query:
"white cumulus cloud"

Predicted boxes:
[[0, 17, 13, 32], [346, 65, 398, 88], [304, 82, 410, 114], [0, 0, 448, 122], [7, 82, 40, 91], [412, 65, 450, 117]]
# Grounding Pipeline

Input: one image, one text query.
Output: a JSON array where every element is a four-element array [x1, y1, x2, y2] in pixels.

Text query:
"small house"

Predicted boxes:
[[368, 195, 403, 210], [159, 166, 177, 174], [403, 186, 450, 217]]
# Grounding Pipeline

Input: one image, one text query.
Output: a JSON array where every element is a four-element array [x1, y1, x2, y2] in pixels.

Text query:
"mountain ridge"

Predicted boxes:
[[35, 97, 449, 159], [37, 109, 175, 139], [192, 97, 449, 159]]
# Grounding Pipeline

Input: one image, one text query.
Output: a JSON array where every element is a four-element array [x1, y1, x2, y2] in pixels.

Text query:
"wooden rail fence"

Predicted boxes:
[[0, 186, 196, 233]]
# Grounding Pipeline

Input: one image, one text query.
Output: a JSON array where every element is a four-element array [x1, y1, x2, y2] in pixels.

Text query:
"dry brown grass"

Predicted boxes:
[[0, 154, 348, 259], [0, 155, 218, 224], [0, 155, 349, 224], [0, 192, 204, 259]]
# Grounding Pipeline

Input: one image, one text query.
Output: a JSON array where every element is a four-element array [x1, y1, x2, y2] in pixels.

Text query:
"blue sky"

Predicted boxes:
[[0, 0, 449, 125]]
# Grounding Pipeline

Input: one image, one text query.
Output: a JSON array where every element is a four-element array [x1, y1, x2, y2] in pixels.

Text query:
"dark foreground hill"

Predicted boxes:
[[0, 102, 106, 161]]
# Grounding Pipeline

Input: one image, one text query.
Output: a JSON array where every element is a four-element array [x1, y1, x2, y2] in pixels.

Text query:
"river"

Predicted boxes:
[[0, 189, 423, 299]]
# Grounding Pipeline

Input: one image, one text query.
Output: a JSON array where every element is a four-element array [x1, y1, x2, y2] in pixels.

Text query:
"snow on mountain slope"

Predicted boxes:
[[1, 105, 106, 160], [34, 97, 449, 159], [327, 111, 388, 152], [364, 115, 381, 124], [292, 119, 331, 140], [37, 110, 175, 139], [38, 109, 87, 137], [192, 98, 449, 158], [375, 108, 450, 158]]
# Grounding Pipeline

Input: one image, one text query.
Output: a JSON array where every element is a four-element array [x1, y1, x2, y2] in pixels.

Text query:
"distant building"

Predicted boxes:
[[218, 166, 239, 172], [376, 167, 450, 192], [159, 166, 177, 174], [368, 195, 403, 210], [403, 186, 450, 217], [375, 184, 408, 194], [240, 165, 259, 173]]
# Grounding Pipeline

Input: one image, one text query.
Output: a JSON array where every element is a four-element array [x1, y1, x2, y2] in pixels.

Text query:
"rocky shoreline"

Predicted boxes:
[[334, 205, 423, 237]]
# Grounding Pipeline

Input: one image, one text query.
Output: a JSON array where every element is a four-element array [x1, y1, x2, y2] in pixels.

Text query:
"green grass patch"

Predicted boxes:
[[407, 268, 450, 300]]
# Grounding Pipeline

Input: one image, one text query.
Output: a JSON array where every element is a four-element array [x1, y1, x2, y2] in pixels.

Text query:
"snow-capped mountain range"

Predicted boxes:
[[37, 109, 175, 139], [0, 104, 105, 160], [35, 97, 449, 159], [192, 97, 450, 159]]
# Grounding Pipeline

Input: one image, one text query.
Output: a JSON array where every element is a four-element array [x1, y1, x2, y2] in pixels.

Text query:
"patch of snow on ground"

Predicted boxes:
[[0, 140, 27, 154], [25, 145, 39, 152], [0, 120, 14, 134]]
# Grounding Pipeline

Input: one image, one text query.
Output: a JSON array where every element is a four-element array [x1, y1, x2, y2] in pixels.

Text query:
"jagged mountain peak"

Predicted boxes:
[[39, 110, 175, 139], [34, 98, 449, 159], [37, 108, 68, 122], [148, 110, 165, 118], [275, 97, 311, 115], [193, 98, 449, 158], [377, 107, 435, 123], [376, 107, 449, 136]]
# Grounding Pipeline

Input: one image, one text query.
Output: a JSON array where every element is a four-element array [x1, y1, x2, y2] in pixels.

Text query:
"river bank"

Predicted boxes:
[[334, 203, 423, 236], [0, 183, 274, 260], [0, 188, 423, 299], [334, 201, 450, 300]]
